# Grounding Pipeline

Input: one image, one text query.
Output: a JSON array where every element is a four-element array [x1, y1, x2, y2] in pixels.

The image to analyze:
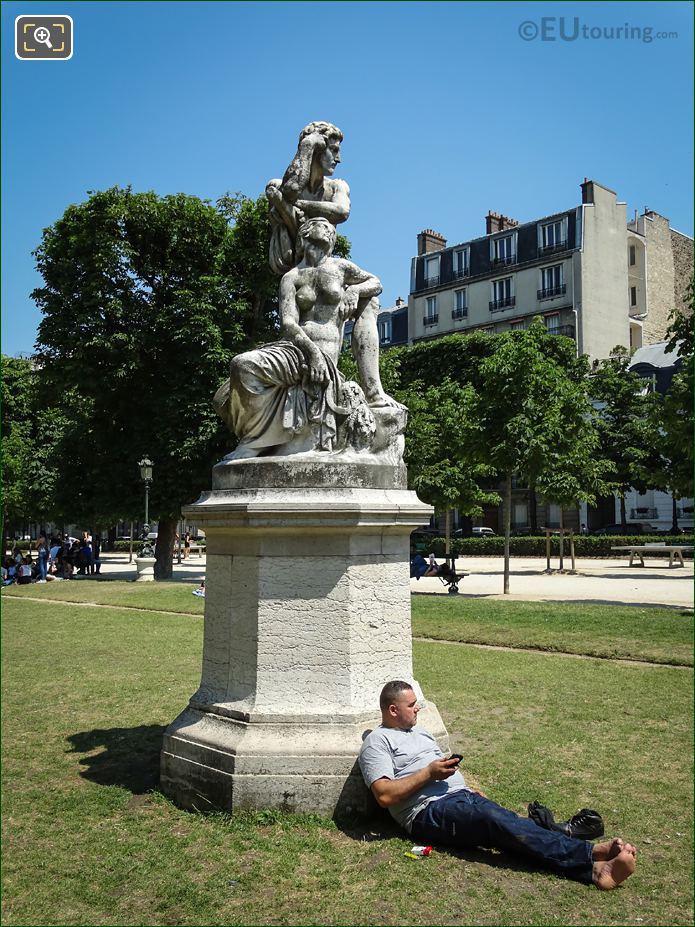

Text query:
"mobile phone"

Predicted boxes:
[[450, 753, 463, 764]]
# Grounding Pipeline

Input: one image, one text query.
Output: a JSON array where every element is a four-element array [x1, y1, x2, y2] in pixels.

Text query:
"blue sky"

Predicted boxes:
[[2, 0, 693, 357]]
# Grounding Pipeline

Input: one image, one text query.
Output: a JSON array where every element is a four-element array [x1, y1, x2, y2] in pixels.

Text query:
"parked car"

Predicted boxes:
[[453, 526, 497, 538], [590, 523, 657, 536]]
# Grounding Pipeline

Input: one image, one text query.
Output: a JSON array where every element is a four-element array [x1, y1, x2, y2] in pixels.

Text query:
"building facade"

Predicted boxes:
[[343, 296, 409, 351], [408, 179, 693, 362]]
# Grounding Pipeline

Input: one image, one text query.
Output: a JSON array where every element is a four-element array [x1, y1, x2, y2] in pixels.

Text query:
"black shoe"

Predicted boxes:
[[555, 808, 604, 840]]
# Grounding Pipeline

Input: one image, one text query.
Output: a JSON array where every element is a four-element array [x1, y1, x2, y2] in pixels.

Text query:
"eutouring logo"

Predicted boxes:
[[518, 17, 678, 44]]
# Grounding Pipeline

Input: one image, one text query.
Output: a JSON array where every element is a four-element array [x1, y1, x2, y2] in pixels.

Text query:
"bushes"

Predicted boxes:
[[428, 535, 693, 558]]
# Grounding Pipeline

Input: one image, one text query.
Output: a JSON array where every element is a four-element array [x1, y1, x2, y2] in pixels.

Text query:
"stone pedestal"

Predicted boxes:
[[160, 455, 449, 817], [134, 556, 156, 581]]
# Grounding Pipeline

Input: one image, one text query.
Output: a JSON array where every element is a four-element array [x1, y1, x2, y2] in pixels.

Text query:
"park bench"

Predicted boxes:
[[436, 559, 468, 594], [611, 543, 693, 569]]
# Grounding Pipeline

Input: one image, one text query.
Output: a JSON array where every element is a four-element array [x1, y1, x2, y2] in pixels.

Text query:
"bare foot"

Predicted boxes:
[[593, 849, 636, 890], [593, 838, 638, 862]]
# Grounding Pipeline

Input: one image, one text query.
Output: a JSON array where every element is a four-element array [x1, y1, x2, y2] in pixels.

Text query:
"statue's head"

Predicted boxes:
[[298, 121, 343, 177], [296, 217, 337, 257]]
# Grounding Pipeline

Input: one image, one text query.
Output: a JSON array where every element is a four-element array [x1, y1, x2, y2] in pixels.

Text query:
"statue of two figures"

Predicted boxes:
[[213, 121, 406, 464]]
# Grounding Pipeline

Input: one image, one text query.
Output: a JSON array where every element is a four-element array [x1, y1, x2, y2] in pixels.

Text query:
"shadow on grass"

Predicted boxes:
[[67, 724, 166, 794]]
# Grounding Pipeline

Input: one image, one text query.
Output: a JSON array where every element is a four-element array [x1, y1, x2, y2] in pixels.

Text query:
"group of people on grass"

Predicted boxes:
[[2, 531, 101, 585]]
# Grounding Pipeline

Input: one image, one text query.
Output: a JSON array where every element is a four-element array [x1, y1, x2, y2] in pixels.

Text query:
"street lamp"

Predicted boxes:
[[138, 457, 154, 552]]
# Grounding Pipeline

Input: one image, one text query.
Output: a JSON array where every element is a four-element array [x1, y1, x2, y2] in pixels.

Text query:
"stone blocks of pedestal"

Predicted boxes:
[[134, 556, 156, 581], [160, 457, 449, 816]]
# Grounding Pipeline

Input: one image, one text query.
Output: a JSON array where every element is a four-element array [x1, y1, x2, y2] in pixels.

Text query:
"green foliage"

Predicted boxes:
[[589, 346, 659, 518], [646, 283, 694, 503], [429, 534, 692, 558], [399, 379, 497, 515], [1, 356, 62, 530]]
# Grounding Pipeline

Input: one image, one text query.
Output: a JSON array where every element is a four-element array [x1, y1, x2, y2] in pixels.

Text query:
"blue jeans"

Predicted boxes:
[[411, 790, 594, 884], [37, 552, 48, 581]]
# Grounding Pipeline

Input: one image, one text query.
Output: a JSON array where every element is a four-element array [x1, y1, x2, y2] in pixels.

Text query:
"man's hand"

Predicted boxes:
[[428, 758, 460, 780]]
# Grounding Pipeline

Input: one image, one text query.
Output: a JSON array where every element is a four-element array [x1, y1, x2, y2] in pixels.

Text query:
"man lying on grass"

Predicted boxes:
[[359, 680, 636, 890]]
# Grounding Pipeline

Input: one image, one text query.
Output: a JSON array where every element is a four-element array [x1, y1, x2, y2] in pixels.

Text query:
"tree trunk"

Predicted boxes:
[[619, 493, 627, 529], [154, 515, 178, 580], [445, 507, 451, 564], [558, 508, 565, 570], [503, 471, 512, 594], [129, 521, 134, 563], [529, 483, 538, 534], [671, 493, 679, 534]]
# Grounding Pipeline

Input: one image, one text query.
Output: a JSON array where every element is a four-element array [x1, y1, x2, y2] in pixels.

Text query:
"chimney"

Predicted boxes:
[[417, 229, 447, 255], [395, 296, 405, 308], [485, 211, 519, 234], [581, 178, 594, 204]]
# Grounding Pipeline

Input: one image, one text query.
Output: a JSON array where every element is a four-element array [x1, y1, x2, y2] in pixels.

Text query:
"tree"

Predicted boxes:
[[589, 347, 658, 528], [643, 285, 694, 529], [466, 320, 607, 593], [399, 379, 498, 556], [32, 187, 277, 577], [1, 356, 63, 546]]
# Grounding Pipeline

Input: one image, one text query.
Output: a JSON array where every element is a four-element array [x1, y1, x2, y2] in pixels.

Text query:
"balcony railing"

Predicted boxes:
[[538, 284, 567, 300], [538, 240, 568, 256], [489, 296, 515, 312], [452, 268, 470, 280], [546, 324, 576, 338], [423, 314, 439, 326], [492, 254, 516, 267], [451, 309, 468, 320], [423, 275, 440, 289], [630, 507, 658, 519]]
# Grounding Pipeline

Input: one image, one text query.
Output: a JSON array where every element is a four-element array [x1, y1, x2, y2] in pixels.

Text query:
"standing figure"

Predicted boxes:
[[266, 122, 350, 276]]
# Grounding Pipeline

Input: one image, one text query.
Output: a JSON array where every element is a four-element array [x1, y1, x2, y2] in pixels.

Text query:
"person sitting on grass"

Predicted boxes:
[[359, 680, 637, 891], [17, 556, 34, 585]]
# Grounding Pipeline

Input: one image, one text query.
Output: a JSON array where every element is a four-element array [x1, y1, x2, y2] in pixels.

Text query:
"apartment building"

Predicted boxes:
[[408, 179, 693, 362], [343, 296, 408, 350]]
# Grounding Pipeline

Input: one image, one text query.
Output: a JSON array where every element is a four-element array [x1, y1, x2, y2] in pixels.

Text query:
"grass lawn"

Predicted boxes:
[[1, 591, 693, 925], [412, 597, 694, 666], [5, 580, 692, 664]]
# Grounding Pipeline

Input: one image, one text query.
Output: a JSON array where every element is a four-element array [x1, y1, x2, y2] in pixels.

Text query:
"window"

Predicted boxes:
[[454, 247, 470, 278], [539, 264, 565, 299], [539, 218, 568, 254], [452, 289, 468, 320], [424, 256, 440, 287], [547, 504, 561, 527], [493, 235, 515, 265], [630, 286, 637, 307], [378, 317, 391, 343], [513, 502, 528, 526], [490, 277, 514, 311], [629, 244, 636, 266], [424, 296, 438, 326], [544, 313, 560, 333], [509, 319, 525, 331]]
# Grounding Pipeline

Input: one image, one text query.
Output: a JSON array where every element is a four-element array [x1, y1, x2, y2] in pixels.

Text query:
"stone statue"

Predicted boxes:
[[213, 217, 404, 460], [266, 121, 350, 276], [214, 121, 406, 462]]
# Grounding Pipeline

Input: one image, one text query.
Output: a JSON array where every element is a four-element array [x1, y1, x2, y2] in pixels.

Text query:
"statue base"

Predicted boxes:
[[134, 556, 156, 582], [160, 457, 448, 816]]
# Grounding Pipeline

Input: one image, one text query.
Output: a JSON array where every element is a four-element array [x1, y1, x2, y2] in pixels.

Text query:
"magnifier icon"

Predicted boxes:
[[33, 26, 53, 49]]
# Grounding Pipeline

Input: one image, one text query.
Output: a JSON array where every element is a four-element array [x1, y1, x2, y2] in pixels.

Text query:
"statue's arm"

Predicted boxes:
[[296, 181, 351, 225], [340, 259, 383, 312]]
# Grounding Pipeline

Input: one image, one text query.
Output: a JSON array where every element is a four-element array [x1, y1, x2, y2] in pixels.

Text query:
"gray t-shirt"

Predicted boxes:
[[359, 725, 468, 832]]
